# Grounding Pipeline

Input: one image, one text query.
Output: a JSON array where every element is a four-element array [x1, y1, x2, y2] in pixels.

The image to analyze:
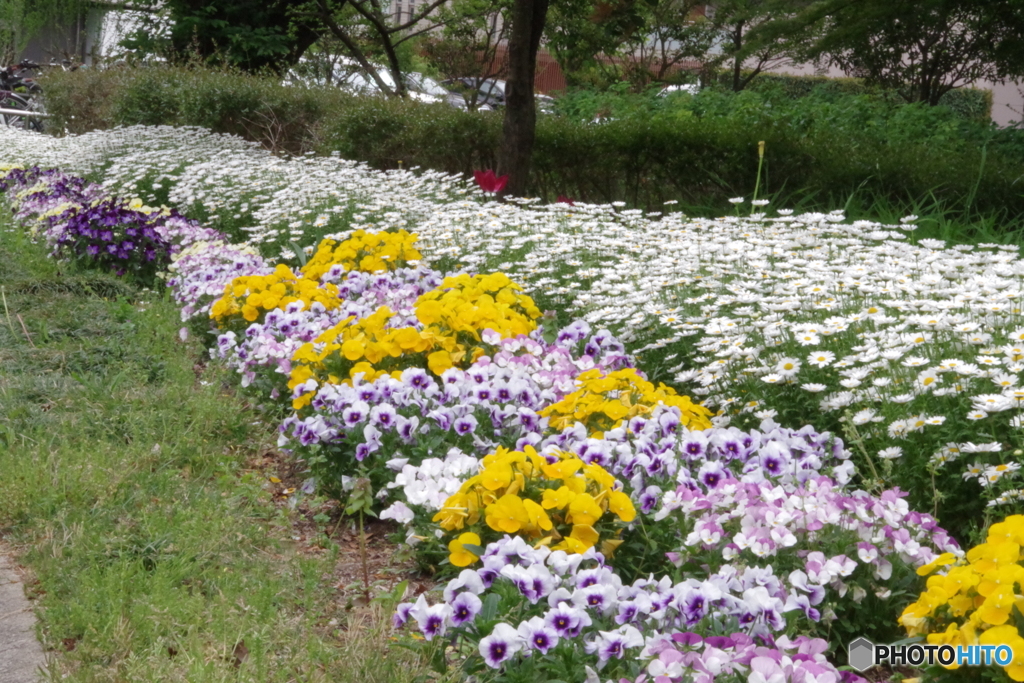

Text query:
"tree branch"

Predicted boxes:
[[314, 0, 397, 96]]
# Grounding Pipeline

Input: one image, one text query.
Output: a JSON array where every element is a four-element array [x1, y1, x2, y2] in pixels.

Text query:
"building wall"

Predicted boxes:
[[18, 9, 104, 65]]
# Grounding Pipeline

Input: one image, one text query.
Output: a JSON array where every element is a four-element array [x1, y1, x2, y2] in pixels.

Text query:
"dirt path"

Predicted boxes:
[[0, 545, 47, 683]]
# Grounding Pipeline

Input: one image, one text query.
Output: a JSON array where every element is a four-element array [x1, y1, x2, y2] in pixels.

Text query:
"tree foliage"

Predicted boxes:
[[776, 0, 1024, 105], [0, 0, 91, 64], [419, 0, 512, 109], [707, 0, 810, 92], [160, 0, 318, 73]]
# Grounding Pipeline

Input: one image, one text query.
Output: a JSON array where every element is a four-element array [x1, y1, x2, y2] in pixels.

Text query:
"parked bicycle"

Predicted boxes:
[[1, 60, 49, 132]]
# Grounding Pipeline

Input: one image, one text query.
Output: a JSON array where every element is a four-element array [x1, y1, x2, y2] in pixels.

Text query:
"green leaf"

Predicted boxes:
[[289, 240, 308, 267], [460, 543, 485, 556], [481, 593, 501, 622]]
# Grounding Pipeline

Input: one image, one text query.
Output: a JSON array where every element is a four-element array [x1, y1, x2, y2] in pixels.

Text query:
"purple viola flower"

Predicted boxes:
[[682, 588, 708, 625], [587, 625, 644, 663], [517, 408, 540, 431], [428, 408, 454, 431], [544, 602, 592, 638], [403, 368, 431, 389], [573, 567, 604, 588], [671, 632, 704, 648], [443, 569, 486, 603], [369, 404, 397, 429], [479, 623, 523, 668], [358, 385, 380, 403], [393, 601, 415, 628], [682, 432, 709, 459], [704, 635, 736, 649], [409, 595, 452, 641], [342, 401, 369, 426], [396, 415, 419, 442], [784, 593, 821, 622], [615, 600, 640, 625], [477, 565, 499, 588], [658, 409, 681, 436], [645, 455, 667, 477], [453, 414, 478, 436], [697, 461, 728, 489], [759, 441, 791, 477], [517, 616, 560, 655], [450, 591, 483, 626], [639, 485, 662, 514], [573, 584, 616, 615]]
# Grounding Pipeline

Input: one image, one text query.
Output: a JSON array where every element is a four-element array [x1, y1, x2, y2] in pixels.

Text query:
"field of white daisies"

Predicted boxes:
[[6, 122, 1024, 683]]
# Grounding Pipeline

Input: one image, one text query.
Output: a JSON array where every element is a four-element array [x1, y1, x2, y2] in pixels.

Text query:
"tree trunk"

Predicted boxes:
[[731, 21, 744, 91], [499, 0, 550, 198]]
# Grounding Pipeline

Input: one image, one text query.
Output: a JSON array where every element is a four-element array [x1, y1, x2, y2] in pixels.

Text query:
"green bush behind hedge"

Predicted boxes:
[[39, 65, 1024, 219], [706, 70, 993, 122]]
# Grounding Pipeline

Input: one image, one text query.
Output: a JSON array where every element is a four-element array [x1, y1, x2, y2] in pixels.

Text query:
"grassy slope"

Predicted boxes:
[[0, 212, 435, 682]]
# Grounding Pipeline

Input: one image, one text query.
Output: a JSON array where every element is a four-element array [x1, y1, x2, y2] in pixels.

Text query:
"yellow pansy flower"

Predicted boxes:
[[448, 532, 482, 567]]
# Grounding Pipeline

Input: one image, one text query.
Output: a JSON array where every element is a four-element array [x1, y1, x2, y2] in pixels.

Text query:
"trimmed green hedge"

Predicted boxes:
[[38, 65, 1024, 219]]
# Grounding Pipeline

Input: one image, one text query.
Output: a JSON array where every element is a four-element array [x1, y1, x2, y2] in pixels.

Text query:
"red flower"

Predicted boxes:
[[474, 169, 508, 194], [556, 195, 575, 206]]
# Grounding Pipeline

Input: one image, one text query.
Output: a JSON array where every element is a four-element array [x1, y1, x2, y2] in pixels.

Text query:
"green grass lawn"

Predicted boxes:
[[0, 212, 439, 682]]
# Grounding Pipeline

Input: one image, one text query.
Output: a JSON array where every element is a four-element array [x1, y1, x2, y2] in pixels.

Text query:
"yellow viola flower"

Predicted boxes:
[[481, 462, 514, 491], [600, 538, 624, 557], [584, 464, 616, 489], [977, 564, 1024, 597], [552, 536, 590, 554], [542, 486, 578, 510], [608, 491, 637, 522], [448, 532, 482, 567], [568, 493, 603, 526], [925, 622, 963, 648], [433, 493, 470, 531], [485, 494, 529, 533], [541, 458, 583, 480], [975, 585, 1016, 625], [568, 524, 600, 549], [916, 552, 959, 576], [427, 350, 453, 375], [523, 499, 553, 533], [967, 541, 1020, 574]]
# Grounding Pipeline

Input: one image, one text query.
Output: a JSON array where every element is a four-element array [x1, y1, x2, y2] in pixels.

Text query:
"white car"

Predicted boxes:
[[657, 84, 701, 97], [342, 70, 440, 104], [286, 56, 465, 108]]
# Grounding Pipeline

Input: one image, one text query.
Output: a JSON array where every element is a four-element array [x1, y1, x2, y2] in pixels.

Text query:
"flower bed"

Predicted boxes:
[[5, 126, 1024, 538], [7, 124, 1023, 682]]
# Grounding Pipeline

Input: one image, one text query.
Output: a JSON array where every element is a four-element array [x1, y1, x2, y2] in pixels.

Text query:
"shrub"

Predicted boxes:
[[37, 65, 1024, 219], [706, 70, 993, 122]]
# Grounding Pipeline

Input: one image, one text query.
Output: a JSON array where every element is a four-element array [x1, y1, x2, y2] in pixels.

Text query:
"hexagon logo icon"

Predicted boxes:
[[848, 638, 875, 671]]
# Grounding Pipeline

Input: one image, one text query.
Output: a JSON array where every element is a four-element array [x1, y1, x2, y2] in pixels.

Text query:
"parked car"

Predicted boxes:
[[442, 77, 554, 113], [342, 69, 451, 105], [285, 56, 468, 109], [657, 83, 701, 97]]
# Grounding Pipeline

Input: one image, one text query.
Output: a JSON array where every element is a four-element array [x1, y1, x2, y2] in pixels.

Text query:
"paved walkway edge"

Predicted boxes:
[[0, 544, 48, 683]]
